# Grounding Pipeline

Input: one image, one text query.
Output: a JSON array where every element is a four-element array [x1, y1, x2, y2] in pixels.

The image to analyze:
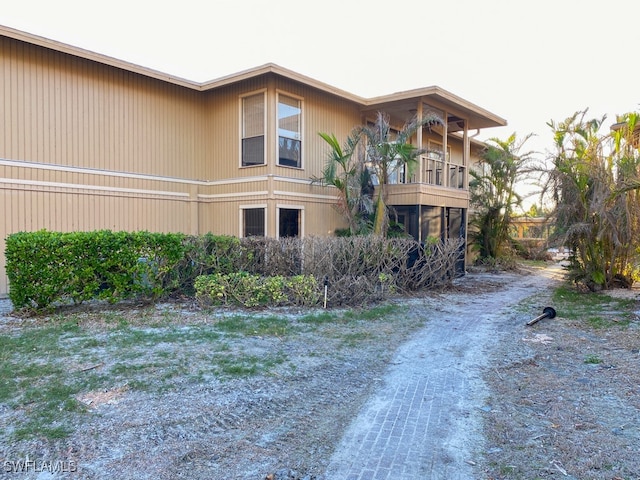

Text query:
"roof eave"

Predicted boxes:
[[364, 85, 507, 129], [0, 24, 506, 129], [197, 63, 367, 103], [0, 24, 201, 90], [0, 25, 370, 101]]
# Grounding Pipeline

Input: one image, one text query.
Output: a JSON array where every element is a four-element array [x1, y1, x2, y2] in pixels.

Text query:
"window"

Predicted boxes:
[[278, 208, 300, 238], [242, 93, 265, 166], [278, 94, 302, 168], [243, 207, 265, 236]]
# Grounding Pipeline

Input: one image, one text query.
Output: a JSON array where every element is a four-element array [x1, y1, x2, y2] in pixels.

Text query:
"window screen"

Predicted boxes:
[[242, 94, 265, 166], [243, 208, 265, 236]]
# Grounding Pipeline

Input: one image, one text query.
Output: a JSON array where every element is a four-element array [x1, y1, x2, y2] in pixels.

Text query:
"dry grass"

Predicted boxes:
[[482, 284, 640, 479]]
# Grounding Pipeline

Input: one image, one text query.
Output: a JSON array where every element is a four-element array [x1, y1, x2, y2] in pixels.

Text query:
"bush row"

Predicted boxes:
[[5, 230, 185, 309], [194, 273, 320, 308], [232, 236, 464, 305], [5, 230, 464, 311]]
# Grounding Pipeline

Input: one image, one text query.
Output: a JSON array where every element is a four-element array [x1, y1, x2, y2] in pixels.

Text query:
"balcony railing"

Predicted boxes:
[[385, 154, 466, 189], [369, 153, 467, 190]]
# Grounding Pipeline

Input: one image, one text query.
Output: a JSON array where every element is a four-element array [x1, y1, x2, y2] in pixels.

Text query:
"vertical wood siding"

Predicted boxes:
[[273, 77, 362, 181], [1, 36, 207, 178]]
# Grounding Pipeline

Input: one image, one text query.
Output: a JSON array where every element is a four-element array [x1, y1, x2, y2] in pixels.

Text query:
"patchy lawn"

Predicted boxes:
[[0, 301, 425, 479], [482, 280, 640, 479]]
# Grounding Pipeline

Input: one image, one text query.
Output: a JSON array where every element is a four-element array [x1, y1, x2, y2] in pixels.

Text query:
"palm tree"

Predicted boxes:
[[469, 133, 534, 259], [358, 111, 441, 236], [315, 130, 373, 235], [547, 110, 640, 289]]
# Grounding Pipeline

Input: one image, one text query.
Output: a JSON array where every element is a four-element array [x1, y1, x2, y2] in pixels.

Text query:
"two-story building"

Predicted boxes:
[[0, 25, 506, 296]]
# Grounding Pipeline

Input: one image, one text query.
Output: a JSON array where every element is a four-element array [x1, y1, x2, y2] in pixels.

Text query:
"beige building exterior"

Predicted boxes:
[[0, 25, 506, 296]]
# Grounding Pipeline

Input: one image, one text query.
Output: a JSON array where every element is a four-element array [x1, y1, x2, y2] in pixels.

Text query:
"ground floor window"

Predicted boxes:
[[278, 208, 300, 238], [243, 207, 265, 237]]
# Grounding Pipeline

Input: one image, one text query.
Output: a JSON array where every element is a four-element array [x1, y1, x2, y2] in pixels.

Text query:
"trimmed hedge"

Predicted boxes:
[[5, 230, 185, 310], [169, 233, 243, 294]]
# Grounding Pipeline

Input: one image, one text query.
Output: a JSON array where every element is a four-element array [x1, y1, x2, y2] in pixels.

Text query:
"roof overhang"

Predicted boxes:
[[360, 87, 506, 131]]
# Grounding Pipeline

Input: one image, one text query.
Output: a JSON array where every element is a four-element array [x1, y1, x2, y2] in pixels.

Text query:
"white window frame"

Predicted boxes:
[[239, 204, 267, 237], [276, 204, 304, 238], [240, 90, 267, 168], [276, 91, 304, 169]]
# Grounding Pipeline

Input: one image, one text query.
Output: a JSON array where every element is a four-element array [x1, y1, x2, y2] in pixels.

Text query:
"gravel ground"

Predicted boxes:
[[1, 264, 639, 479]]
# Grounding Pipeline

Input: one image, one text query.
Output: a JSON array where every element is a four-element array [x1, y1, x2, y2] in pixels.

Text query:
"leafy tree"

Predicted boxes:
[[317, 111, 441, 236], [314, 130, 373, 235], [358, 112, 441, 236], [546, 110, 640, 290], [469, 133, 534, 259]]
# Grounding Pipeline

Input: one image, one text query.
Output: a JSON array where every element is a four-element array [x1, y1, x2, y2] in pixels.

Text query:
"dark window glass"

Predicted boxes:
[[279, 208, 300, 238], [278, 137, 301, 168], [242, 136, 264, 166], [244, 208, 265, 236]]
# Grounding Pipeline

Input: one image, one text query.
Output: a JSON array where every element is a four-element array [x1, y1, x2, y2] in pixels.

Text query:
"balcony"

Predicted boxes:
[[382, 153, 467, 190], [379, 153, 469, 210]]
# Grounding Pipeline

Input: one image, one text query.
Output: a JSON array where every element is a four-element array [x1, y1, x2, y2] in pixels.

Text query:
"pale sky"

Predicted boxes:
[[2, 0, 639, 202]]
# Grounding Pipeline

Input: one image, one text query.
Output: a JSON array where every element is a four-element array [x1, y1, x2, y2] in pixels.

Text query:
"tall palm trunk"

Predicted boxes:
[[373, 189, 386, 236]]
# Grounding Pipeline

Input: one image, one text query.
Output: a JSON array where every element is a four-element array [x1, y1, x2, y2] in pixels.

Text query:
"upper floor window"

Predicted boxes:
[[278, 94, 302, 168], [241, 93, 265, 167], [387, 159, 406, 184]]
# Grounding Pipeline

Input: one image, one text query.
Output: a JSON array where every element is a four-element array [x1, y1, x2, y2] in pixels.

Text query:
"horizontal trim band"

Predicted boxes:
[[273, 190, 338, 201], [197, 191, 269, 199], [0, 158, 315, 187], [0, 178, 190, 198]]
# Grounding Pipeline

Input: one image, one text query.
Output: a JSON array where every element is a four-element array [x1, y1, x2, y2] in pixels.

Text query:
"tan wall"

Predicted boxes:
[[273, 76, 363, 181], [201, 75, 363, 182], [0, 172, 194, 295], [385, 183, 469, 209], [200, 194, 346, 239], [0, 37, 361, 295], [0, 36, 208, 179]]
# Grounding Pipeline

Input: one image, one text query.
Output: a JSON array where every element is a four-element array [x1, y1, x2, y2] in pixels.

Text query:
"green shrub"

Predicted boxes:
[[5, 230, 184, 310], [193, 273, 228, 305], [195, 272, 320, 308], [285, 275, 321, 306]]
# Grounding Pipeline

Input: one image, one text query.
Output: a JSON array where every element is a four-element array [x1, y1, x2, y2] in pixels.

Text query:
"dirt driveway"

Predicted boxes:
[[1, 264, 639, 479]]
